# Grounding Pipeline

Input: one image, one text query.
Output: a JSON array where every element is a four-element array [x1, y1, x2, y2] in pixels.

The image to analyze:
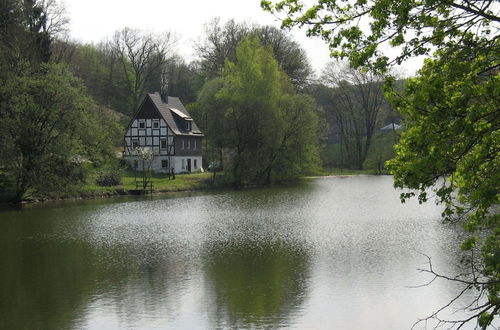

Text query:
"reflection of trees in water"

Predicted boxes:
[[0, 222, 195, 329], [0, 234, 97, 330], [203, 241, 311, 329]]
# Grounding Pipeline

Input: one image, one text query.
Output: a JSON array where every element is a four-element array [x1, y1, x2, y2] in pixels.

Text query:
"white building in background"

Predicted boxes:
[[123, 92, 204, 174]]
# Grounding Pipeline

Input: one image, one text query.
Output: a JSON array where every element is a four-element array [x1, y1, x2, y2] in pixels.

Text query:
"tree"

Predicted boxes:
[[0, 0, 67, 73], [0, 63, 119, 201], [262, 0, 499, 327], [112, 28, 176, 114], [386, 46, 499, 328], [261, 0, 498, 72], [197, 18, 312, 88], [321, 62, 386, 169], [195, 37, 319, 186]]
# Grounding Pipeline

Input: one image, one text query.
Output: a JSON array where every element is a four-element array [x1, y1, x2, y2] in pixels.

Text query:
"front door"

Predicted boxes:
[[187, 158, 191, 172]]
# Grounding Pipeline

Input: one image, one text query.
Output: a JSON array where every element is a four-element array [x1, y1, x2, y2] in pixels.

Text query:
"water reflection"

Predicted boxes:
[[0, 177, 478, 329], [203, 242, 310, 329]]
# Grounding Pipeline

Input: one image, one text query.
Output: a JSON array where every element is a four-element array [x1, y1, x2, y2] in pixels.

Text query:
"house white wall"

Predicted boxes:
[[124, 155, 203, 174]]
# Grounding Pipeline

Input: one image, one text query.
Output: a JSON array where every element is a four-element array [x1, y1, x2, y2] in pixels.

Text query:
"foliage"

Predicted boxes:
[[195, 37, 319, 186], [95, 170, 122, 187], [0, 63, 119, 201], [362, 131, 398, 174], [55, 42, 132, 116], [261, 0, 499, 73], [386, 45, 499, 327]]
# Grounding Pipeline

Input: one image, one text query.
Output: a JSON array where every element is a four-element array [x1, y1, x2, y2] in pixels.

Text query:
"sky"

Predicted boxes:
[[65, 0, 422, 77]]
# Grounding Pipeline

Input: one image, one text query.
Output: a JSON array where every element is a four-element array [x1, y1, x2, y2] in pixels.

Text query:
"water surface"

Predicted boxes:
[[0, 176, 476, 329]]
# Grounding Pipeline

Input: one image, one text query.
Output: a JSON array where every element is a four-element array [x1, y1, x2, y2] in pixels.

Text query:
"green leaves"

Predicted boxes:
[[195, 37, 319, 186], [262, 0, 499, 72], [0, 63, 119, 200], [386, 42, 499, 326]]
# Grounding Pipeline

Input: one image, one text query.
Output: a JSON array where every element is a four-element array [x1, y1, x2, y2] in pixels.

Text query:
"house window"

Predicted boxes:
[[181, 139, 184, 149], [194, 159, 197, 168], [181, 159, 185, 169], [139, 121, 145, 129], [186, 121, 192, 132], [161, 160, 168, 168], [160, 139, 167, 149], [133, 160, 138, 169], [132, 139, 139, 148], [194, 139, 197, 150], [153, 120, 159, 129], [187, 139, 191, 149]]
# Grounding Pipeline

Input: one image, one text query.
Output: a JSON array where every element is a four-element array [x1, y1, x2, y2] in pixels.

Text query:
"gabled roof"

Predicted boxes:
[[148, 93, 203, 136]]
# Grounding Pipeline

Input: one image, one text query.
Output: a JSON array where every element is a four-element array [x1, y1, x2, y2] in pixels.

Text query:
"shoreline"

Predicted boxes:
[[2, 171, 385, 207]]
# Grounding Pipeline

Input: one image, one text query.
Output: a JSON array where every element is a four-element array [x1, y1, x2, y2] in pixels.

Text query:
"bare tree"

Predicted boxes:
[[113, 27, 177, 114], [40, 0, 69, 37], [322, 61, 386, 169], [196, 18, 312, 88], [196, 18, 248, 78]]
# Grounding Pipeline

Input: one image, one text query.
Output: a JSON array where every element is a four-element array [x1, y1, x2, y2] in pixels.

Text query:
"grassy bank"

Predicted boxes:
[[20, 171, 220, 203]]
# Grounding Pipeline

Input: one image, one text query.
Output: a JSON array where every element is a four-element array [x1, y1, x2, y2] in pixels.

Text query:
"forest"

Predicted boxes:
[[0, 0, 400, 202]]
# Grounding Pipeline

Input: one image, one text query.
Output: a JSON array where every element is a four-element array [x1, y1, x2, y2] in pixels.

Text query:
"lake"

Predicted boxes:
[[0, 176, 477, 329]]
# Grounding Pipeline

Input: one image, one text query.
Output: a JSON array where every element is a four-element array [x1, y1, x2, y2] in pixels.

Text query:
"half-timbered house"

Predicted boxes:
[[123, 92, 203, 173]]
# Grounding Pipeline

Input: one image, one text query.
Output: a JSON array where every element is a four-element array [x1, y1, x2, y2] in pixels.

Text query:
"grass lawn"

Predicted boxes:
[[119, 170, 215, 192]]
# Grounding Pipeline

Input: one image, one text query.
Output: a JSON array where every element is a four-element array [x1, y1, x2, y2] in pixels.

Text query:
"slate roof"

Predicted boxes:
[[149, 93, 203, 136]]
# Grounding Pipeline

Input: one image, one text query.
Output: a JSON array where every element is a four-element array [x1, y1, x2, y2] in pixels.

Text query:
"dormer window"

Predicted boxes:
[[186, 121, 192, 132]]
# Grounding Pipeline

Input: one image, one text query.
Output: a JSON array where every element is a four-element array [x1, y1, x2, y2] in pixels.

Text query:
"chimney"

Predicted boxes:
[[160, 89, 168, 104], [160, 67, 168, 103]]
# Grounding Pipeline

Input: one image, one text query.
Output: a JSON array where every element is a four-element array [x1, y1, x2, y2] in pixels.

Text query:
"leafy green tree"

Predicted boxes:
[[386, 46, 499, 328], [263, 0, 499, 327], [196, 37, 319, 186], [0, 63, 119, 201], [216, 37, 286, 185], [261, 0, 498, 72]]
